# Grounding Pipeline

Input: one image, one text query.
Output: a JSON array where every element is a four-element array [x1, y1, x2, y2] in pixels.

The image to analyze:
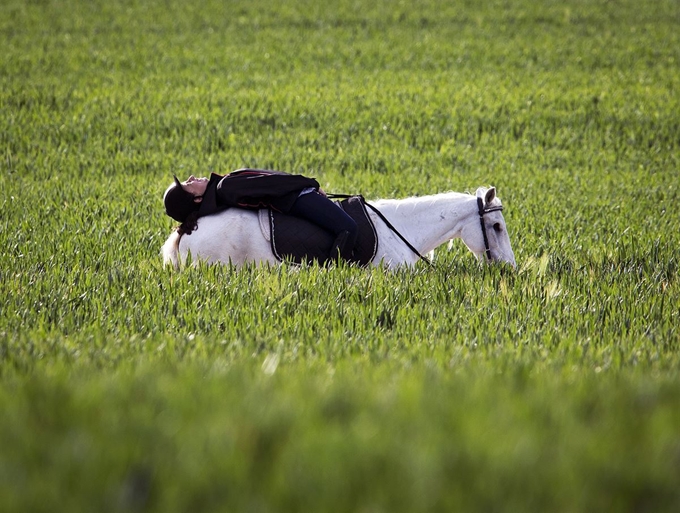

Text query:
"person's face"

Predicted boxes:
[[181, 175, 209, 200]]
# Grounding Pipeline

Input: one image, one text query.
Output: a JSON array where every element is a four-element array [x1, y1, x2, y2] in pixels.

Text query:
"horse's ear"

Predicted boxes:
[[484, 187, 496, 205]]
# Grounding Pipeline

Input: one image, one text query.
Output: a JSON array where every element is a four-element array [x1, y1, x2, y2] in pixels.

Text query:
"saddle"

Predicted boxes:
[[265, 195, 378, 266]]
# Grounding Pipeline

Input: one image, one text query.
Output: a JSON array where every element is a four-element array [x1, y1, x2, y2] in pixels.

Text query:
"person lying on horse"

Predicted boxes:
[[163, 169, 358, 262]]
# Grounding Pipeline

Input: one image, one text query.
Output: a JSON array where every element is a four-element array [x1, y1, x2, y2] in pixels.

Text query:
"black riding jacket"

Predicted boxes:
[[197, 169, 320, 218]]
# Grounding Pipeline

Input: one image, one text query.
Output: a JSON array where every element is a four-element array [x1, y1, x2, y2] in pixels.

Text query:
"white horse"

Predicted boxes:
[[162, 186, 516, 269]]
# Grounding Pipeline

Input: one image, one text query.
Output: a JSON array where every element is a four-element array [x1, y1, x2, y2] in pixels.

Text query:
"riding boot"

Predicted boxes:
[[329, 230, 353, 262]]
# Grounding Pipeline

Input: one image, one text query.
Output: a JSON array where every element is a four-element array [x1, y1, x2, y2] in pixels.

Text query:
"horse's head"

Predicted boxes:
[[460, 187, 516, 268]]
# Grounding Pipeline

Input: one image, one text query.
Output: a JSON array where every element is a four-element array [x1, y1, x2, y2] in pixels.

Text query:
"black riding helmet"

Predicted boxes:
[[163, 176, 199, 222]]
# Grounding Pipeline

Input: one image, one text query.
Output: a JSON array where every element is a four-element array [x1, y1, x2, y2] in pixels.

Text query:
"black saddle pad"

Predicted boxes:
[[269, 196, 378, 266]]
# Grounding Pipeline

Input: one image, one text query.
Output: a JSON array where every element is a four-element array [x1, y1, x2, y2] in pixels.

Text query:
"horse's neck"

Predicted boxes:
[[371, 192, 475, 254]]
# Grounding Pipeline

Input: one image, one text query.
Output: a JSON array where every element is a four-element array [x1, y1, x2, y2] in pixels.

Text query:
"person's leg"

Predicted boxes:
[[290, 192, 357, 235], [289, 192, 358, 260]]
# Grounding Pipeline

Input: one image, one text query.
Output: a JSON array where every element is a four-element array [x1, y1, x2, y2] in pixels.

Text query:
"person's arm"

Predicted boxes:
[[216, 170, 320, 205]]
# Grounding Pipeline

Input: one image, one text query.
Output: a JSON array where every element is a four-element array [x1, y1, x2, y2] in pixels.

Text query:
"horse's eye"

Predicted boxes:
[[493, 223, 502, 233]]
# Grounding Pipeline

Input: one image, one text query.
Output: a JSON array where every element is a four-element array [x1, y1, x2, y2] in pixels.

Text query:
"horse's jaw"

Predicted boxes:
[[467, 233, 517, 268], [477, 251, 517, 268]]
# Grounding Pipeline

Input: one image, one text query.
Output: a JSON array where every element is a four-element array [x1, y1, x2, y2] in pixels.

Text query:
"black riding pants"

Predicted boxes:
[[289, 192, 358, 245]]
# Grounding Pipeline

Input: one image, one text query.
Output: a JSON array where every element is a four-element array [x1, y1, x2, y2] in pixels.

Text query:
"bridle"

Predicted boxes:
[[477, 196, 504, 262]]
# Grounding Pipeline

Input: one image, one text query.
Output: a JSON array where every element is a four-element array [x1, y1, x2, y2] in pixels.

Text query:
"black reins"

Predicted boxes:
[[476, 196, 504, 262], [364, 201, 435, 268], [328, 194, 434, 267]]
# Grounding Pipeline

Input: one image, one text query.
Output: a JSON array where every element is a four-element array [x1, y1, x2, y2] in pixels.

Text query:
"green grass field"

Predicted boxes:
[[2, 0, 679, 511]]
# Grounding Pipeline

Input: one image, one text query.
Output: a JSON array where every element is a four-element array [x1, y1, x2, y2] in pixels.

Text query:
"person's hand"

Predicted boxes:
[[318, 188, 327, 197]]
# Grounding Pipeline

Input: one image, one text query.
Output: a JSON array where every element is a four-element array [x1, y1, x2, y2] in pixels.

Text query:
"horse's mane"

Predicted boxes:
[[371, 190, 474, 207]]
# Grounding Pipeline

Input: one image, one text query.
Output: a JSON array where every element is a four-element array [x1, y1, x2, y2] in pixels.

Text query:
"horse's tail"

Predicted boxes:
[[162, 231, 182, 269]]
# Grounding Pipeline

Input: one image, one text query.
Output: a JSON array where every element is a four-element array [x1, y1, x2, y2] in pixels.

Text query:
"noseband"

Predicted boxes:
[[477, 197, 504, 262]]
